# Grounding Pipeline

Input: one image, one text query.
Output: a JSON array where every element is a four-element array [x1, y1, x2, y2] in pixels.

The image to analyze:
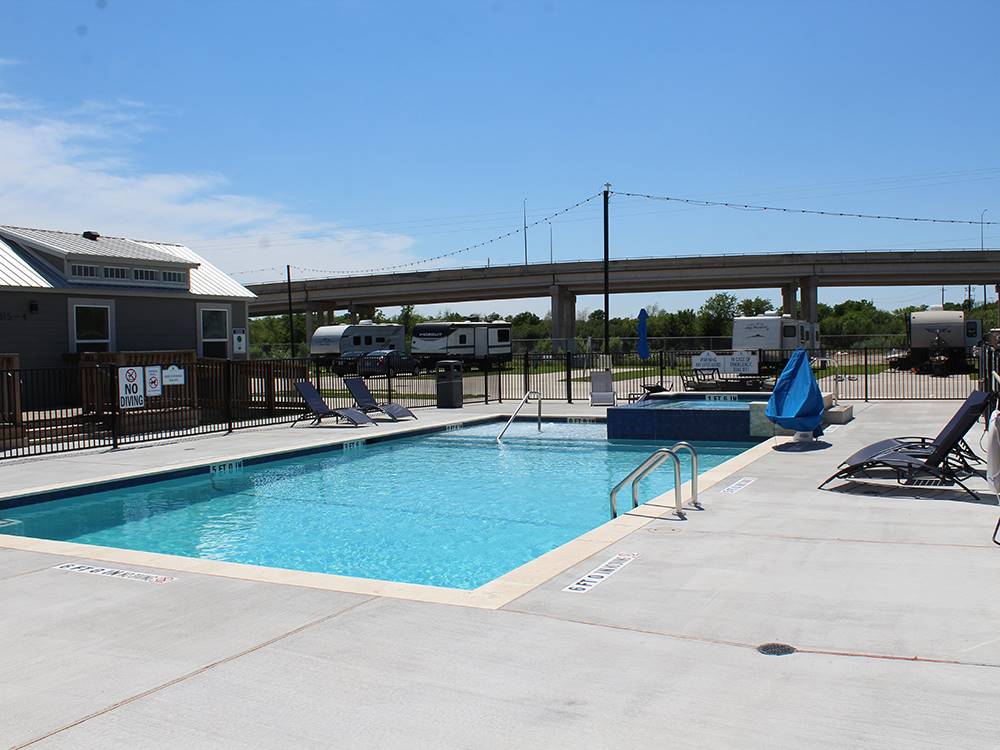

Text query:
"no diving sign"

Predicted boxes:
[[118, 366, 145, 409]]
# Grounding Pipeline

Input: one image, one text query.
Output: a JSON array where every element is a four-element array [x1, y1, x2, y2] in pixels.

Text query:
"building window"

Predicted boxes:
[[71, 264, 98, 278], [497, 328, 510, 342], [103, 267, 128, 280], [458, 334, 468, 345], [133, 268, 160, 282], [200, 308, 229, 358], [162, 270, 186, 284], [73, 305, 111, 352], [353, 336, 361, 345]]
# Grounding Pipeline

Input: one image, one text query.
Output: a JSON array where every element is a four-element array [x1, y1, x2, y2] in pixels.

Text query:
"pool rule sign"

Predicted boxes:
[[118, 366, 145, 409]]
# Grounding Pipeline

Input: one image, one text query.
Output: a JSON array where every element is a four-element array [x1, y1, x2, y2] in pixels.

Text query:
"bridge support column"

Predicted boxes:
[[349, 304, 376, 323], [550, 285, 577, 351], [799, 276, 818, 324], [781, 283, 798, 316], [304, 306, 316, 344]]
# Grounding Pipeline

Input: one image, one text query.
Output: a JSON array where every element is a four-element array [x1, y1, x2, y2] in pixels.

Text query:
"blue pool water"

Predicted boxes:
[[646, 399, 751, 411], [0, 422, 752, 589]]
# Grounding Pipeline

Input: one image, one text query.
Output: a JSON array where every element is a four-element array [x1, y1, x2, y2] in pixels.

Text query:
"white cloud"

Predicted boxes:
[[0, 93, 416, 282]]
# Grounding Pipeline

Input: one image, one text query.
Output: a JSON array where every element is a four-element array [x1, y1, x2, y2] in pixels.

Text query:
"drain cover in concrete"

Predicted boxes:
[[756, 642, 796, 656]]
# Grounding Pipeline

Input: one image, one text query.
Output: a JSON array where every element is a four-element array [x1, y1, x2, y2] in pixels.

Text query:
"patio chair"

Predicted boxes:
[[590, 370, 617, 406], [627, 383, 673, 403], [833, 390, 989, 470], [818, 390, 991, 500], [292, 382, 376, 428], [683, 368, 723, 392], [344, 377, 417, 421]]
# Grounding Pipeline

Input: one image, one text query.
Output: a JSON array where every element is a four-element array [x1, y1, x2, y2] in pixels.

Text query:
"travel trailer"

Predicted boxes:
[[309, 321, 405, 363], [731, 312, 819, 361], [411, 320, 513, 368], [888, 307, 981, 373]]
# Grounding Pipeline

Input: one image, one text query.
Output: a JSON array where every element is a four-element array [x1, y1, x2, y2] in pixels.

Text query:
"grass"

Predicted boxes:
[[812, 364, 889, 379]]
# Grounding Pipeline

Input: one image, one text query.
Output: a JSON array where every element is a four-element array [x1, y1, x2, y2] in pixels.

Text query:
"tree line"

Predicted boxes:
[[250, 293, 999, 357]]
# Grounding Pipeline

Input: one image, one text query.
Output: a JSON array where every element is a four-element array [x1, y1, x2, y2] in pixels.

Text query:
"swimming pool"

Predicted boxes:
[[0, 422, 753, 590]]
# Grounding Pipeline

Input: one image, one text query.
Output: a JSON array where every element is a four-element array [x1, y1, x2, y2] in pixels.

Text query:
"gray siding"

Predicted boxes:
[[0, 291, 250, 369]]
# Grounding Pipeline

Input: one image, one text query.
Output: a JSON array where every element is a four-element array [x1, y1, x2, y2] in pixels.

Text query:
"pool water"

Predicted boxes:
[[646, 399, 751, 410], [0, 422, 752, 589]]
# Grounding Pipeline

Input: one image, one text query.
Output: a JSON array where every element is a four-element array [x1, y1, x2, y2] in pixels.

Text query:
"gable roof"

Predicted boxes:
[[0, 226, 254, 299], [0, 226, 194, 267]]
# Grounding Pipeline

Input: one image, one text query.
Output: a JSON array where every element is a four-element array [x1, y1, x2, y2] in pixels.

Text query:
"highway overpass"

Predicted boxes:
[[246, 248, 1000, 341]]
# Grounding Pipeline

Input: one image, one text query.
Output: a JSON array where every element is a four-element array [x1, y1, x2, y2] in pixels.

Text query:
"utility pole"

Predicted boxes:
[[286, 264, 295, 359], [603, 183, 611, 353], [548, 221, 553, 264], [523, 199, 528, 267], [941, 286, 945, 306]]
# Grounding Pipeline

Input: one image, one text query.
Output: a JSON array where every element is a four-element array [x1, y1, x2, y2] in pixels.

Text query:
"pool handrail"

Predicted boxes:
[[610, 442, 701, 519], [496, 390, 542, 442]]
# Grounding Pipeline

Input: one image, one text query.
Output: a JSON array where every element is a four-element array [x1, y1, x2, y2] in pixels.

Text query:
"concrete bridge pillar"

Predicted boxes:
[[799, 276, 818, 324], [349, 304, 376, 323], [781, 283, 798, 316], [304, 306, 316, 344], [549, 285, 577, 351]]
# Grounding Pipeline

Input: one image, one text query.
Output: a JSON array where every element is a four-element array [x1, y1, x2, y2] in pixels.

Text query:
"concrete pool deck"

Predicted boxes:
[[2, 400, 999, 747]]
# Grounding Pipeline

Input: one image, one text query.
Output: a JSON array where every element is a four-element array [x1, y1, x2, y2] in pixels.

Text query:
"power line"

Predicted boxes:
[[613, 191, 1000, 225], [288, 192, 602, 278]]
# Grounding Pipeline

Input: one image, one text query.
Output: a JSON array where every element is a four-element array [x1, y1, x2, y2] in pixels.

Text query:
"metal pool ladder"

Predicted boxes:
[[496, 390, 542, 442], [609, 441, 701, 519]]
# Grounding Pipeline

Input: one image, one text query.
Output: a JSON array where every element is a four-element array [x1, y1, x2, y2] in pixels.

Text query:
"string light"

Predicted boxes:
[[613, 191, 999, 225], [287, 193, 601, 278]]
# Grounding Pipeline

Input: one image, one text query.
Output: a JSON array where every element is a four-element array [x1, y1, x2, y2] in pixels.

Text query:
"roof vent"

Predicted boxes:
[[82, 231, 101, 241]]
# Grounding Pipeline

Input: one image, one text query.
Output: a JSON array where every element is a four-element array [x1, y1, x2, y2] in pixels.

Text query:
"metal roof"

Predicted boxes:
[[0, 237, 51, 288], [135, 240, 255, 299], [0, 226, 193, 266], [0, 226, 254, 299]]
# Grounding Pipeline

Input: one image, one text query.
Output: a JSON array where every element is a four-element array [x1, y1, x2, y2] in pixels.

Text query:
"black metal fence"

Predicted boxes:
[[0, 347, 987, 460]]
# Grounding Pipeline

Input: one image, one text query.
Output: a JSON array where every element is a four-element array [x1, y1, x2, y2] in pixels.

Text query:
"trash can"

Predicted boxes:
[[436, 360, 463, 408]]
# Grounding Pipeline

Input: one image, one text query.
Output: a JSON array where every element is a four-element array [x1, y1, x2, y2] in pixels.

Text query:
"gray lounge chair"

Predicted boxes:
[[819, 390, 991, 500], [590, 370, 617, 406], [344, 377, 416, 421], [292, 381, 376, 428]]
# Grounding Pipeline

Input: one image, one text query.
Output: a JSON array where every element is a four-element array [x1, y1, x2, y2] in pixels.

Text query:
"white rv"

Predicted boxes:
[[411, 320, 513, 368], [309, 321, 405, 362], [906, 307, 980, 363], [732, 312, 819, 360]]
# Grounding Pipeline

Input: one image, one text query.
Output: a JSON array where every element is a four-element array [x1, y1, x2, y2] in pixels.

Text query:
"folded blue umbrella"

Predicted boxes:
[[766, 348, 825, 434], [637, 308, 650, 360]]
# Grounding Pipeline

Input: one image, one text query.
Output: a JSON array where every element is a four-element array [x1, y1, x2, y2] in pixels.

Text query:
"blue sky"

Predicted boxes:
[[1, 0, 998, 318]]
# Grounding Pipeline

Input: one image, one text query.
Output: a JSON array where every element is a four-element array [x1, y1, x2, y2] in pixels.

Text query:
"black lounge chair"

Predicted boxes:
[[292, 381, 376, 428], [819, 390, 991, 500], [344, 377, 417, 421]]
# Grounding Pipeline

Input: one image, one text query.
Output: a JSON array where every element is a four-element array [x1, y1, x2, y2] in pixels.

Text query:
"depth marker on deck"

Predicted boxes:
[[53, 563, 177, 584], [721, 477, 756, 495], [562, 552, 638, 593]]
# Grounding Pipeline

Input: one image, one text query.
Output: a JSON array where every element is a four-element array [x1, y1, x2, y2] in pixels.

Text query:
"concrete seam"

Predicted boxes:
[[502, 608, 1000, 670], [11, 595, 380, 749]]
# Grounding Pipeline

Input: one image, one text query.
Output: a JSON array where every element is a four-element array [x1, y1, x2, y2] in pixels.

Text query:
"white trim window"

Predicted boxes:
[[71, 264, 98, 278], [72, 304, 112, 352], [162, 270, 186, 284], [199, 307, 230, 358], [103, 266, 128, 280], [133, 268, 160, 282]]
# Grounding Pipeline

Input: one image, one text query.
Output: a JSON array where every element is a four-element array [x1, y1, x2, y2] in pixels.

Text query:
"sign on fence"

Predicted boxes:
[[163, 365, 185, 386], [118, 366, 145, 409], [691, 350, 759, 374], [145, 365, 162, 397]]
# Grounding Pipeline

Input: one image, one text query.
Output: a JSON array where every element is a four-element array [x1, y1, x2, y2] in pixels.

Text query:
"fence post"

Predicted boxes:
[[483, 362, 490, 404], [387, 370, 393, 405], [658, 349, 665, 387], [523, 351, 530, 395], [863, 348, 870, 402], [111, 365, 120, 449], [225, 359, 234, 433], [565, 351, 573, 403], [497, 362, 503, 403]]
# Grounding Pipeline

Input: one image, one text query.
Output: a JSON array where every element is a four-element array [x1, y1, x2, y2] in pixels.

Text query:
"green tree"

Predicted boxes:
[[698, 293, 738, 336]]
